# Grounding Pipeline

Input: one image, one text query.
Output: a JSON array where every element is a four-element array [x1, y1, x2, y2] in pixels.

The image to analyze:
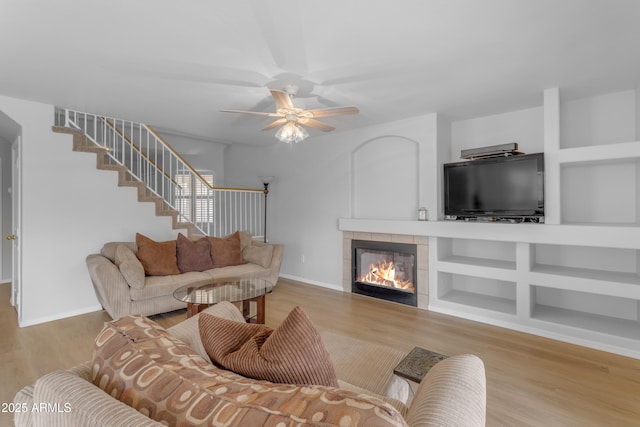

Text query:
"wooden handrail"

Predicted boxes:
[[146, 125, 264, 193], [101, 118, 181, 188]]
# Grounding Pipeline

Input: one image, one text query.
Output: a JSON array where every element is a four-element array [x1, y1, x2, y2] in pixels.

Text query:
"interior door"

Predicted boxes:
[[9, 137, 21, 317]]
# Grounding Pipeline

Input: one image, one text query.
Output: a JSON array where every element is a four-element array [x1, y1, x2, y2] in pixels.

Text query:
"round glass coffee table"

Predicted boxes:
[[173, 278, 274, 323]]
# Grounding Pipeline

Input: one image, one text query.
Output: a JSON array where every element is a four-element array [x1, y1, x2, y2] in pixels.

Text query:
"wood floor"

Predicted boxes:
[[1, 279, 639, 427]]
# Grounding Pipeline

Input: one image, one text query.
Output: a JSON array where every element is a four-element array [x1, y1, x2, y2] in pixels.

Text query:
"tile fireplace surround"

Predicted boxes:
[[342, 232, 429, 309]]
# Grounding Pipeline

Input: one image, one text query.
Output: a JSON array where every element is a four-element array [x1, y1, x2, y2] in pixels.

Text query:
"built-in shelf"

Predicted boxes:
[[439, 256, 516, 281], [438, 271, 517, 315], [440, 255, 515, 270], [439, 290, 517, 316], [532, 305, 640, 342], [531, 264, 640, 288], [558, 140, 640, 165]]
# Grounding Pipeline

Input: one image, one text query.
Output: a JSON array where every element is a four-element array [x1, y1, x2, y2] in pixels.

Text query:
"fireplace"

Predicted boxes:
[[352, 240, 417, 306]]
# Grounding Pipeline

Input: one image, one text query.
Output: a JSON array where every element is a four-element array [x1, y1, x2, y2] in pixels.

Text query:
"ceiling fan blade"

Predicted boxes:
[[270, 89, 295, 110], [220, 109, 281, 117], [262, 118, 287, 131], [306, 106, 360, 118], [303, 118, 335, 132]]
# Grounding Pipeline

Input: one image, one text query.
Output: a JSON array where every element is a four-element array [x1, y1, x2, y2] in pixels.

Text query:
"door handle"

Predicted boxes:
[[6, 235, 16, 240]]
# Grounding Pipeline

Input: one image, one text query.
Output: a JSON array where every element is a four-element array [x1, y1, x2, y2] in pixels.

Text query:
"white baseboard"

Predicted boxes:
[[278, 274, 343, 292], [19, 304, 104, 327]]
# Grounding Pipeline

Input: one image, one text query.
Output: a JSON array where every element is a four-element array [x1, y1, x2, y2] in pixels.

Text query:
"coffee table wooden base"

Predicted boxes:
[[186, 302, 208, 318], [243, 294, 265, 324], [186, 294, 266, 323]]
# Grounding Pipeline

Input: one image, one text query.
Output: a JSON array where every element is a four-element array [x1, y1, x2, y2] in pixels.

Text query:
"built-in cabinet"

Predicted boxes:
[[341, 87, 640, 359], [432, 233, 640, 358], [430, 88, 640, 359]]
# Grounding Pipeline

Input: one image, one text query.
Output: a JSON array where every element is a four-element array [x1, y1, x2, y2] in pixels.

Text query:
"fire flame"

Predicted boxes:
[[358, 259, 415, 292]]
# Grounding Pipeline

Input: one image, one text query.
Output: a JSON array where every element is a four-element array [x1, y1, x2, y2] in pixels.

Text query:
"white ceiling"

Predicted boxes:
[[1, 0, 640, 146]]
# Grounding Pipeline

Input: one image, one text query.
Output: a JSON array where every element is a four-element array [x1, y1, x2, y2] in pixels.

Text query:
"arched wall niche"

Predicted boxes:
[[350, 135, 419, 219]]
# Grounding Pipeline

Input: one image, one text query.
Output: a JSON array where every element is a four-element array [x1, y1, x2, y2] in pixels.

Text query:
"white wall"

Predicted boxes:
[[0, 95, 179, 326], [352, 136, 418, 219], [156, 131, 227, 184], [224, 115, 441, 289], [452, 105, 544, 159]]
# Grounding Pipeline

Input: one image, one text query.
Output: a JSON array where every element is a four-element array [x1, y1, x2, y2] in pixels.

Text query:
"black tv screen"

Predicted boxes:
[[444, 153, 544, 222]]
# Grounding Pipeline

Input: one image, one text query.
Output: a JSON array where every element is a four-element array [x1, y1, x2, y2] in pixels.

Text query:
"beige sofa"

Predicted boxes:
[[86, 236, 284, 319], [14, 302, 486, 427]]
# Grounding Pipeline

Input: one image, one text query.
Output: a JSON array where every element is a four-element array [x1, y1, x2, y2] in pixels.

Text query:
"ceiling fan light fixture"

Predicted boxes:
[[222, 88, 358, 144], [275, 121, 309, 144]]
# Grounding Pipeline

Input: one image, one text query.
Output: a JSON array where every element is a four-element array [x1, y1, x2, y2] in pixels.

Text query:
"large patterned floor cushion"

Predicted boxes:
[[92, 315, 409, 427]]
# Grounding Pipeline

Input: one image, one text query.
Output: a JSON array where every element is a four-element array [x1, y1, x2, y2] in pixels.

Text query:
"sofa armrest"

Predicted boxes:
[[86, 254, 132, 319], [13, 385, 34, 427], [28, 367, 162, 427], [404, 354, 486, 427], [264, 243, 284, 285]]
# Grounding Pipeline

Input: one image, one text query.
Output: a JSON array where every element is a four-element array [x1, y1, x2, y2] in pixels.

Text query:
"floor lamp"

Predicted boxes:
[[259, 176, 274, 243]]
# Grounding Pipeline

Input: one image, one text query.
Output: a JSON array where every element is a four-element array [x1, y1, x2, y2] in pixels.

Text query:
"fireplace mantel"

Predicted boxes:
[[338, 218, 640, 249]]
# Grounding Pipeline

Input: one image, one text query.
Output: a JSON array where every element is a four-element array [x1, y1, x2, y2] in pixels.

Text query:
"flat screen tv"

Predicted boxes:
[[443, 153, 545, 223]]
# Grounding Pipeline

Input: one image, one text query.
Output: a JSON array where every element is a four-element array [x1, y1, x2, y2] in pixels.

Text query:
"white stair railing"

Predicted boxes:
[[55, 108, 265, 239]]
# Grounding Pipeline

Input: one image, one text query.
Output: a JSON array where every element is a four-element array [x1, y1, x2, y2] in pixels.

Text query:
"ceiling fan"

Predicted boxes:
[[221, 87, 359, 143]]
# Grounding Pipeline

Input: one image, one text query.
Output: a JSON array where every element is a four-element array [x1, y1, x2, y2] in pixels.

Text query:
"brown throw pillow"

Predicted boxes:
[[176, 233, 214, 273], [208, 231, 246, 268], [199, 306, 338, 387], [135, 233, 180, 276]]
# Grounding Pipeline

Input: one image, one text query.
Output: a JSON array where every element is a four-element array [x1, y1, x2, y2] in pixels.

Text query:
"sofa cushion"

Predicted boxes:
[[203, 262, 268, 280], [242, 244, 273, 268], [238, 230, 252, 251], [199, 306, 339, 387], [135, 233, 180, 276], [176, 233, 214, 273], [114, 244, 145, 289], [208, 231, 246, 268], [130, 272, 211, 301], [92, 315, 408, 427]]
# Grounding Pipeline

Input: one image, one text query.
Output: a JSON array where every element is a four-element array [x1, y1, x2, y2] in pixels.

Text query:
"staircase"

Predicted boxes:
[[53, 108, 265, 239]]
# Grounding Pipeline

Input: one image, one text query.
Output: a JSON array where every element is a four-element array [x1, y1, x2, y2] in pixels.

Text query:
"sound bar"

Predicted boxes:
[[461, 143, 521, 159]]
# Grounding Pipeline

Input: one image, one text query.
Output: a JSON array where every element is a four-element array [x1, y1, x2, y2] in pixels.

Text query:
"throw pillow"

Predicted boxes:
[[238, 231, 252, 251], [199, 306, 339, 387], [176, 233, 214, 273], [242, 244, 273, 268], [114, 244, 145, 289], [135, 233, 180, 276], [208, 231, 246, 268]]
